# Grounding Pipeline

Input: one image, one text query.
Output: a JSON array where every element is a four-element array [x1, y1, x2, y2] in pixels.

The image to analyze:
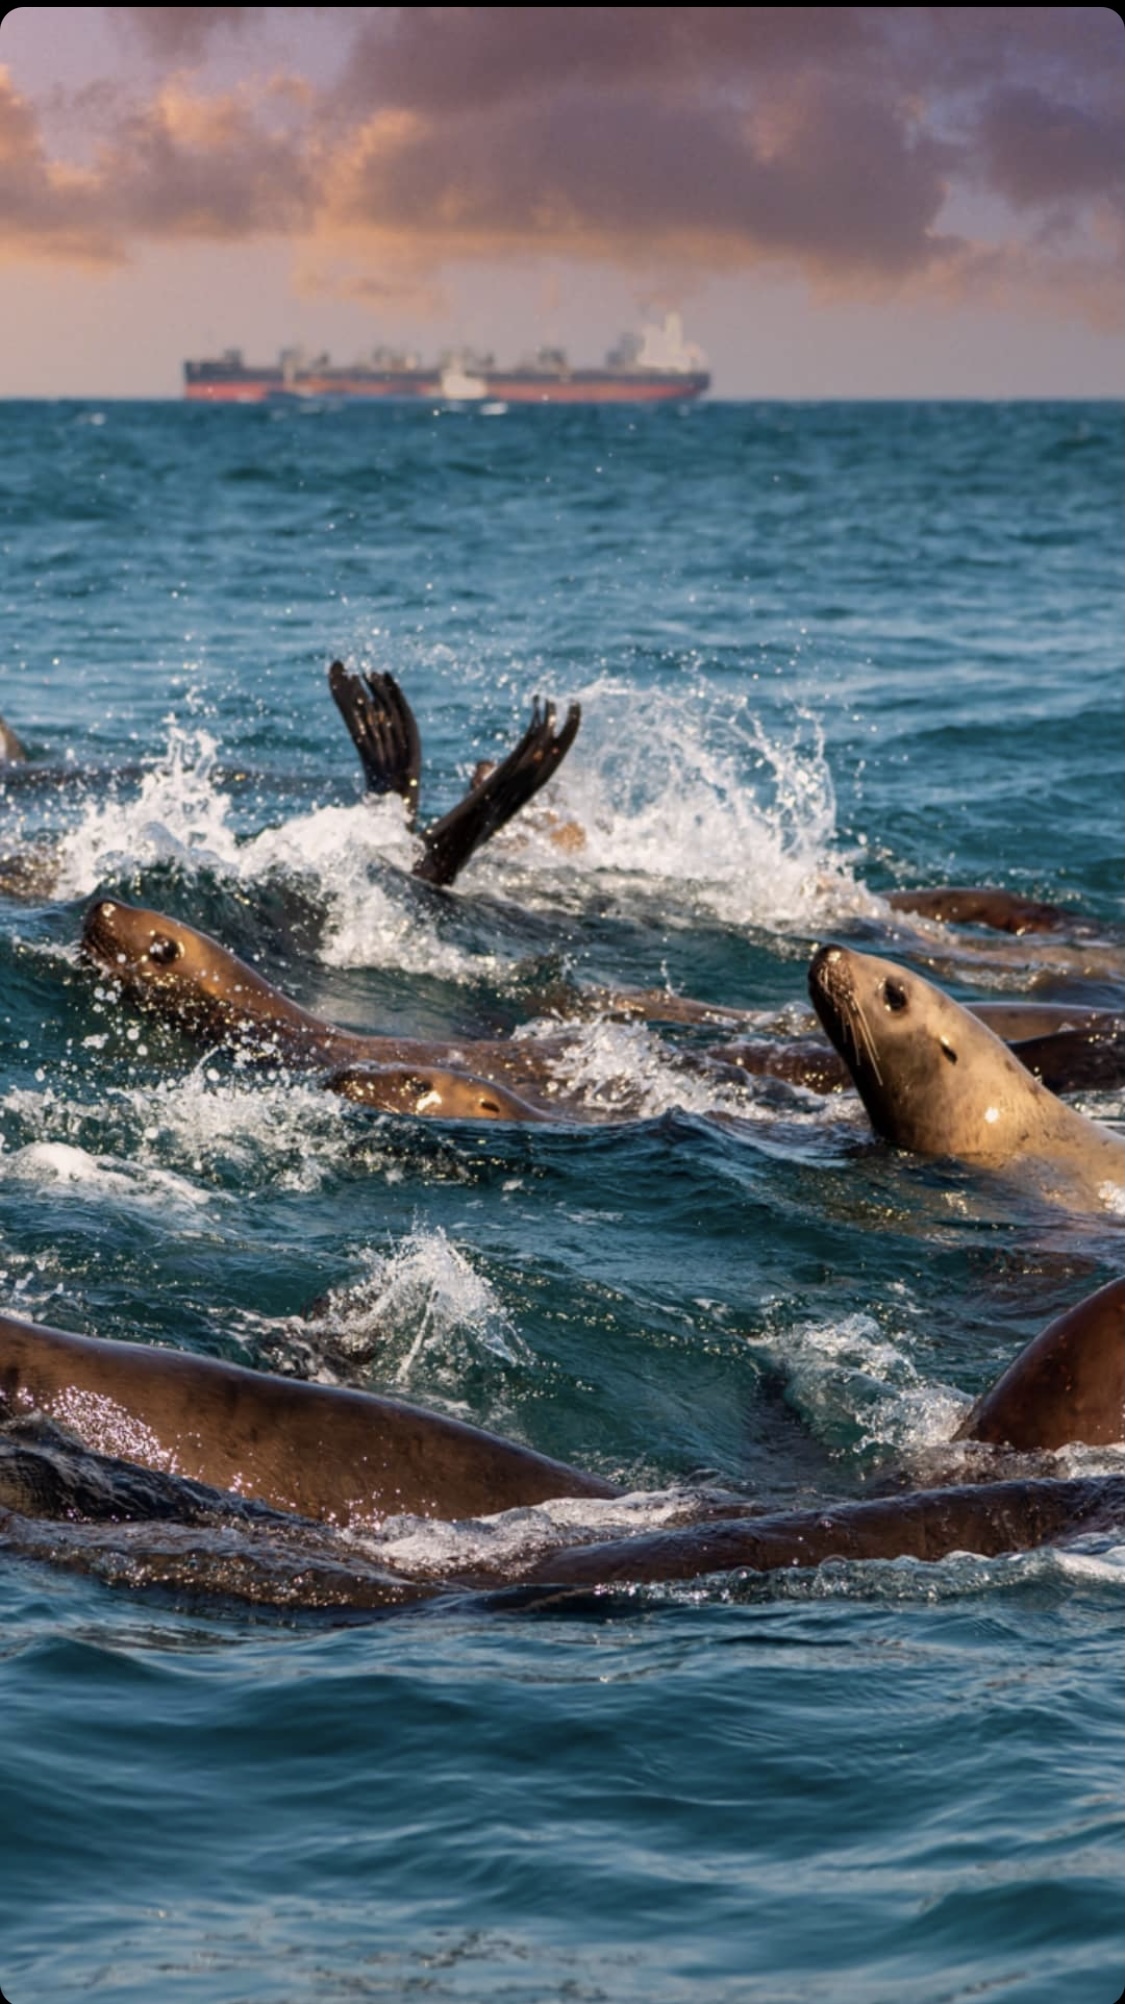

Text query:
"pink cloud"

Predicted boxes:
[[0, 8, 1120, 326]]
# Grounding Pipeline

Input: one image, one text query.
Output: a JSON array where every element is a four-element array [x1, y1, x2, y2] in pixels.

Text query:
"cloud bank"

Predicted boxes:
[[2, 6, 1121, 324]]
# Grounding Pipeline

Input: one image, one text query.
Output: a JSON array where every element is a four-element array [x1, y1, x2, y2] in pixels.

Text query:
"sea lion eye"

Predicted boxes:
[[882, 978, 908, 1013], [147, 935, 182, 966]]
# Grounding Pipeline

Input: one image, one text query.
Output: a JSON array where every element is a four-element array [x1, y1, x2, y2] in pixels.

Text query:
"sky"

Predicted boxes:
[[1, 5, 1122, 398]]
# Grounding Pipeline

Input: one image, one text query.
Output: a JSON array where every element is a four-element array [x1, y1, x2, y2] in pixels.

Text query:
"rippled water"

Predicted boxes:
[[0, 397, 1122, 2002]]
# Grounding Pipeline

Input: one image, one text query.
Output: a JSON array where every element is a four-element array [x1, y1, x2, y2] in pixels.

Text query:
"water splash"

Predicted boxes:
[[38, 696, 867, 972], [464, 679, 864, 931], [515, 1014, 762, 1121], [0, 1138, 210, 1216], [52, 728, 239, 893], [747, 1310, 969, 1457], [49, 727, 485, 981], [0, 1070, 355, 1197], [300, 1228, 527, 1388]]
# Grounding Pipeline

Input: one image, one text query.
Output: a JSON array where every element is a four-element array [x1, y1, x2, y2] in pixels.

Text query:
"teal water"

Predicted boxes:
[[0, 398, 1122, 2002]]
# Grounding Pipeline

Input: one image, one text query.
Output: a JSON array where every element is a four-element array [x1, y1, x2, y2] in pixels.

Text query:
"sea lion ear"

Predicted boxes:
[[940, 1038, 958, 1064]]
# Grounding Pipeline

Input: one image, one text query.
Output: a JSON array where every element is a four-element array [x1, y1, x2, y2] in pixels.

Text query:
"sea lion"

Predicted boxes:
[[956, 1276, 1124, 1451], [510, 1475, 1123, 1591], [967, 1001, 1117, 1041], [0, 714, 27, 763], [328, 662, 581, 886], [81, 897, 572, 1112], [0, 1312, 619, 1526], [1, 1472, 1118, 1608], [884, 886, 1081, 935], [2, 1281, 1121, 1604], [324, 1063, 550, 1122], [807, 944, 1125, 1208], [706, 1017, 1125, 1099]]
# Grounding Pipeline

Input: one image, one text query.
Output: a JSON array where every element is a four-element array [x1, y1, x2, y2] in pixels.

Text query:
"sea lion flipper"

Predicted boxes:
[[415, 699, 581, 888], [328, 661, 422, 828]]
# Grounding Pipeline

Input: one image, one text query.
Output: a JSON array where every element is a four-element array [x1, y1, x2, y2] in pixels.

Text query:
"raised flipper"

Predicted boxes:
[[328, 661, 422, 829], [415, 699, 581, 888]]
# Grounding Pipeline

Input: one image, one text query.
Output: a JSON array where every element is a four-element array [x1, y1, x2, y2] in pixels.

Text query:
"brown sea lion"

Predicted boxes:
[[0, 714, 28, 763], [324, 1063, 550, 1122], [0, 1312, 618, 1526], [706, 1017, 1125, 1099], [807, 944, 1125, 1208], [328, 662, 581, 886], [884, 886, 1080, 935], [1002, 1020, 1125, 1096], [81, 897, 574, 1113], [509, 1475, 1123, 1591], [2, 1280, 1122, 1603], [956, 1276, 1125, 1451], [2, 1474, 1118, 1607], [604, 995, 1117, 1040], [967, 1001, 1116, 1040]]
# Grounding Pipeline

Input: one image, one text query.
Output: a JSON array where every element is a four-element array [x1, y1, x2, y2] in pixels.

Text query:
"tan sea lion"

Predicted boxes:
[[324, 1063, 550, 1122], [0, 1312, 618, 1526], [807, 944, 1125, 1208], [81, 897, 573, 1113]]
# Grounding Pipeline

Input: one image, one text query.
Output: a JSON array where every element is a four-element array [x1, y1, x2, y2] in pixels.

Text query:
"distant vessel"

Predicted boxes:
[[183, 315, 710, 404], [183, 345, 437, 402]]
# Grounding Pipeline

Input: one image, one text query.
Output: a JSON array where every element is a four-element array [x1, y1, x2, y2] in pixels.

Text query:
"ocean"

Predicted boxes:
[[0, 395, 1121, 2002]]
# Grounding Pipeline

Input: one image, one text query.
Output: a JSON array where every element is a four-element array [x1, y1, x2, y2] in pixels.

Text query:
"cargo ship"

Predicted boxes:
[[183, 315, 709, 404]]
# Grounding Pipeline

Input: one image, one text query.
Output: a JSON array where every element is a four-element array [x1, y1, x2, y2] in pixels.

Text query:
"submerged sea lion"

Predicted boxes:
[[324, 1063, 550, 1122], [808, 944, 1125, 1208], [1, 1472, 1117, 1608], [509, 1475, 1123, 1592], [328, 662, 581, 887], [706, 1016, 1125, 1099], [0, 1312, 618, 1525], [82, 897, 573, 1115], [1, 1278, 1121, 1603], [884, 886, 1080, 935]]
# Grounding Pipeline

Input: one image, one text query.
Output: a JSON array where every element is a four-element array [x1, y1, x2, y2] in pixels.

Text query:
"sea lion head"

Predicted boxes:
[[808, 943, 1051, 1163], [82, 898, 296, 1049], [325, 1062, 547, 1123]]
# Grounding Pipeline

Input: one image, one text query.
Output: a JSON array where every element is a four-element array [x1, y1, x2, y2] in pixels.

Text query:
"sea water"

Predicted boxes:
[[0, 397, 1121, 2002]]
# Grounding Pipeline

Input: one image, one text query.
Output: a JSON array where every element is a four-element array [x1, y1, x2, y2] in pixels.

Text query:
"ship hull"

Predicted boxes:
[[479, 373, 709, 404], [185, 366, 709, 405]]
